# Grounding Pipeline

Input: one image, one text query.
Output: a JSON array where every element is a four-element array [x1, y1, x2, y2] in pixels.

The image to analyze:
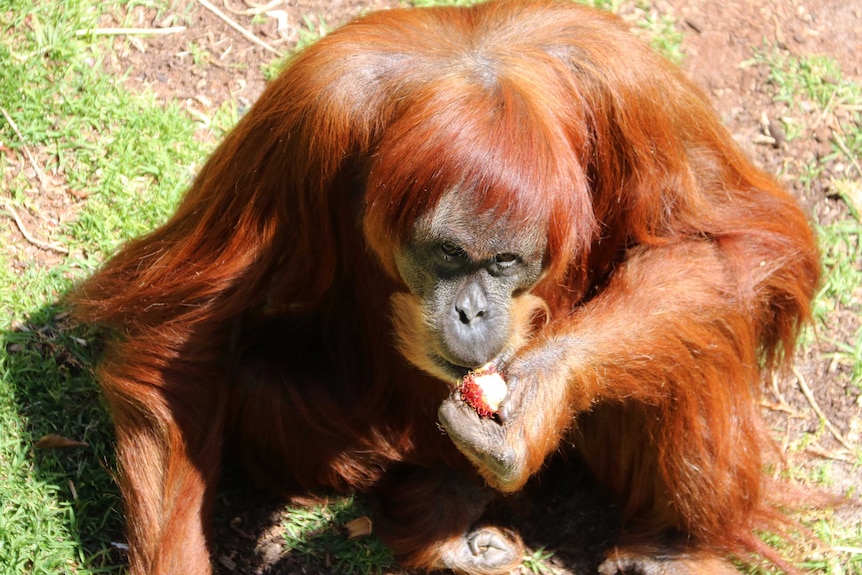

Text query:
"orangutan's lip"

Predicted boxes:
[[431, 352, 507, 389], [445, 361, 472, 380], [431, 354, 473, 384]]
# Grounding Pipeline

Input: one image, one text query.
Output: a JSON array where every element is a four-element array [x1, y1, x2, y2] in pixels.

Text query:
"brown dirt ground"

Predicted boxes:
[[5, 0, 860, 573]]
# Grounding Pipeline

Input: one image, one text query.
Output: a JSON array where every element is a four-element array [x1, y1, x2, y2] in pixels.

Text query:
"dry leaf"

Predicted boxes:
[[35, 434, 89, 449], [343, 516, 373, 540]]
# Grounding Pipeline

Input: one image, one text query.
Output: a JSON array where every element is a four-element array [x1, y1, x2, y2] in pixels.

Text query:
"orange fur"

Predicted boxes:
[[70, 2, 819, 574]]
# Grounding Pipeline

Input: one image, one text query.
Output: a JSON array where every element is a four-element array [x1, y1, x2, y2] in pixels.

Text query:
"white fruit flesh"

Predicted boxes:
[[473, 371, 507, 412]]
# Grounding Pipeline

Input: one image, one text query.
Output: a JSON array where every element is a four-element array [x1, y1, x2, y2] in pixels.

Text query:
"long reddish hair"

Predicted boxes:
[[74, 1, 816, 350], [68, 2, 821, 573]]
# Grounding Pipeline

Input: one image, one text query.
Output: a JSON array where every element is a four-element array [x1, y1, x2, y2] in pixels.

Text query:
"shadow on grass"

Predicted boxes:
[[5, 303, 623, 575], [211, 458, 622, 575], [3, 304, 123, 573]]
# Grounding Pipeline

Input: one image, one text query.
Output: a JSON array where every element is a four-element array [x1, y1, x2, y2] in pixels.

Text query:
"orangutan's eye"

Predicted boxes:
[[494, 253, 519, 267], [441, 241, 466, 259]]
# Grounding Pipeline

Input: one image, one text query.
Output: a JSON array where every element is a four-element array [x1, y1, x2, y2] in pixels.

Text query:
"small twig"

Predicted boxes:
[[1, 107, 48, 189], [196, 0, 282, 55], [760, 399, 809, 418], [762, 372, 808, 418], [792, 365, 855, 452], [223, 0, 283, 16], [1, 107, 68, 254], [229, 522, 255, 541], [752, 133, 777, 147], [831, 129, 862, 178], [185, 105, 212, 127], [805, 445, 854, 464], [0, 200, 69, 254], [75, 26, 187, 37], [811, 91, 837, 131]]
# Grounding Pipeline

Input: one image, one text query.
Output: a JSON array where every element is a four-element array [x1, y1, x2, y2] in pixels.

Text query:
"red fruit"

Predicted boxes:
[[459, 365, 508, 418]]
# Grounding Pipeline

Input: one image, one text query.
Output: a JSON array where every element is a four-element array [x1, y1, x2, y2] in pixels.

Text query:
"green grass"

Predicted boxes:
[[0, 0, 859, 574], [0, 315, 119, 574], [758, 48, 862, 393], [747, 48, 862, 575], [0, 0, 206, 572], [279, 497, 397, 574], [522, 546, 557, 574], [0, 3, 208, 318]]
